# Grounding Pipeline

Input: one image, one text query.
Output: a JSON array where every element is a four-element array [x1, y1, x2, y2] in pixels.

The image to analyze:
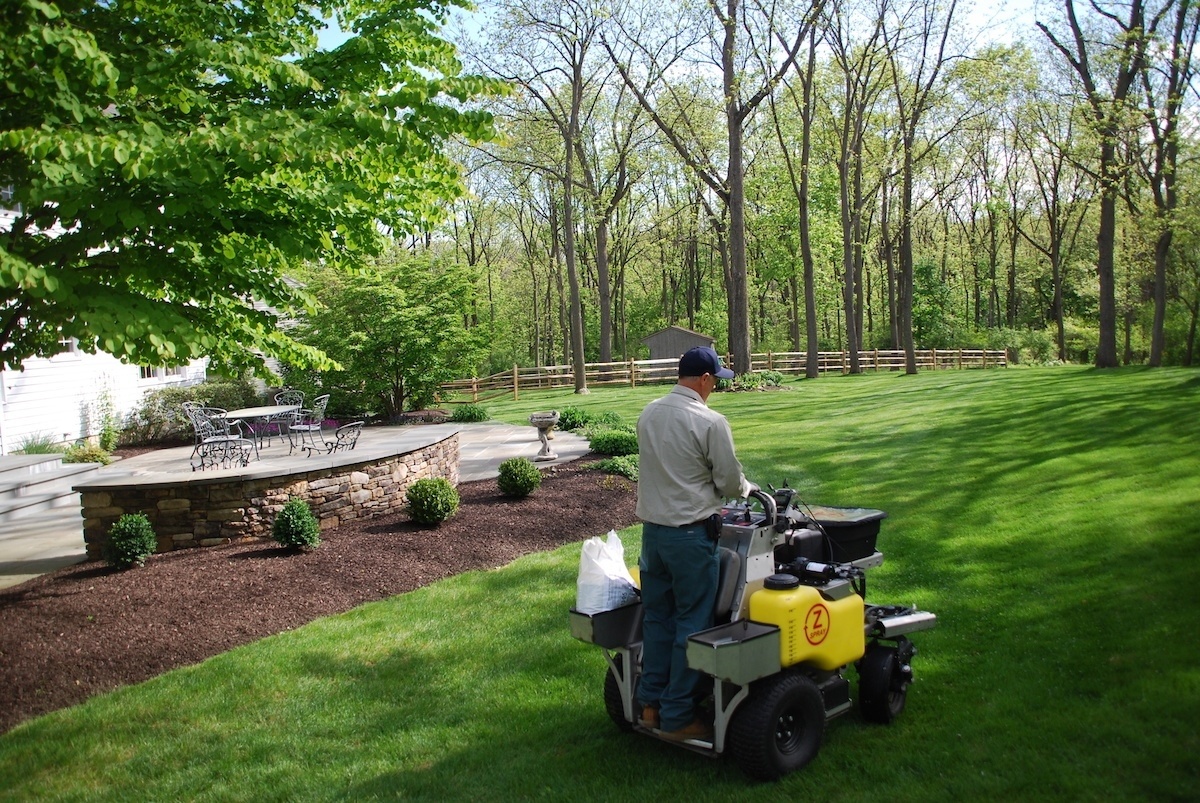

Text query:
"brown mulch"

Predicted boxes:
[[0, 458, 638, 735]]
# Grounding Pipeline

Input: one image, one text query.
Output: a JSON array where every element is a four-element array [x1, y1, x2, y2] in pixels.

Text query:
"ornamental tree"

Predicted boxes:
[[285, 250, 484, 419], [0, 0, 499, 375]]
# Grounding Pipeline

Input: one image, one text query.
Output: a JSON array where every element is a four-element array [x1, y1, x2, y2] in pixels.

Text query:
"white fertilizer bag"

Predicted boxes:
[[575, 530, 639, 614]]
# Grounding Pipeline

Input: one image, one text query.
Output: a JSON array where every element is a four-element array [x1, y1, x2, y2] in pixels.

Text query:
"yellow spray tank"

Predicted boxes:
[[749, 570, 865, 671]]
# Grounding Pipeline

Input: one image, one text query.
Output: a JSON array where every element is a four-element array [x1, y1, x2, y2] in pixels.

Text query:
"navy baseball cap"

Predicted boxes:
[[678, 346, 735, 379]]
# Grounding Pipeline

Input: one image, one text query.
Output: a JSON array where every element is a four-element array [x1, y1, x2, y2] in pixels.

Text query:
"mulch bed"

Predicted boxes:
[[0, 458, 638, 735]]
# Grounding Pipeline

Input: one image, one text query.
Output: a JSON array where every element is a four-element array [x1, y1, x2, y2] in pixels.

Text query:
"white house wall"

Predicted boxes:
[[0, 350, 206, 455]]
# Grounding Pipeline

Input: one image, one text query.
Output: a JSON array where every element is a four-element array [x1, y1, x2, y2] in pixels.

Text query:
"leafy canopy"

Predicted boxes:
[[286, 249, 484, 419], [0, 0, 501, 375]]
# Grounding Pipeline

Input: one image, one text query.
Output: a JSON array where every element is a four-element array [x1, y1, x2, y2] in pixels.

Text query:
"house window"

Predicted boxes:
[[139, 365, 186, 380], [0, 185, 17, 214]]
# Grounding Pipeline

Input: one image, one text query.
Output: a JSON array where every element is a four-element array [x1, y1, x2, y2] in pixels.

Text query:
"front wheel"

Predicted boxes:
[[858, 642, 911, 724], [729, 671, 825, 781]]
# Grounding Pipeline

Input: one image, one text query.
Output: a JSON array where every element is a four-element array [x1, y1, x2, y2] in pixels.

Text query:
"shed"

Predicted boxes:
[[641, 326, 718, 361]]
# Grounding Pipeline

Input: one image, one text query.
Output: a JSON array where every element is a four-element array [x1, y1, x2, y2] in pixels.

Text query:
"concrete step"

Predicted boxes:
[[0, 454, 64, 481], [0, 461, 102, 502], [0, 462, 103, 523]]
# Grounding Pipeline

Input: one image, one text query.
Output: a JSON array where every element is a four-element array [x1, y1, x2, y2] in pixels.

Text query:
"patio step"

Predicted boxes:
[[0, 460, 105, 523], [0, 454, 64, 481]]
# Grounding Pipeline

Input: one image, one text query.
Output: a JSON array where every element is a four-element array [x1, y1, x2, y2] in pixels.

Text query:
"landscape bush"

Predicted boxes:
[[105, 514, 158, 569], [588, 428, 639, 456], [557, 406, 592, 431], [450, 404, 490, 423], [272, 499, 322, 550], [122, 377, 260, 445], [407, 478, 460, 525], [497, 457, 542, 498], [63, 443, 112, 465], [590, 454, 639, 481]]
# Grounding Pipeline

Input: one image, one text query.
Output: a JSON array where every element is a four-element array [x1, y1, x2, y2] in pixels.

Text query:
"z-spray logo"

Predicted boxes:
[[805, 603, 830, 645]]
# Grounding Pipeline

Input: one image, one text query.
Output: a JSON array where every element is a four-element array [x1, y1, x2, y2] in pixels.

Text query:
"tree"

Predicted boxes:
[[604, 0, 827, 374], [1038, 0, 1168, 368], [476, 0, 603, 393], [0, 0, 497, 375], [768, 29, 823, 376], [821, 0, 892, 374], [287, 252, 484, 419], [1137, 0, 1200, 365], [883, 0, 973, 374]]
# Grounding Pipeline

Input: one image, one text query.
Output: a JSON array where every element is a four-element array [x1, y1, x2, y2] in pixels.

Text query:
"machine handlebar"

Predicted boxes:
[[747, 487, 777, 527]]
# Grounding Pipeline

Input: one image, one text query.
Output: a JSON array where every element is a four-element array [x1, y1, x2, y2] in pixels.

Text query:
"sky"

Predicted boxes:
[[317, 0, 1045, 54]]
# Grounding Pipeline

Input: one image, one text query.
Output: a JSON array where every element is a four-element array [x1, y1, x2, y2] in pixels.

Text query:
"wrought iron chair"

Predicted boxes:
[[302, 421, 364, 456], [288, 394, 330, 454], [183, 404, 253, 470], [264, 389, 305, 448]]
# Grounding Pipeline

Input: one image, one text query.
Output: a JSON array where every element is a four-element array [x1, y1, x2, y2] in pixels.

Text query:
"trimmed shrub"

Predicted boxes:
[[557, 406, 592, 431], [450, 403, 490, 423], [497, 457, 542, 498], [272, 498, 322, 550], [588, 428, 639, 456], [63, 443, 112, 465], [407, 478, 460, 525], [590, 454, 639, 481], [105, 514, 158, 569]]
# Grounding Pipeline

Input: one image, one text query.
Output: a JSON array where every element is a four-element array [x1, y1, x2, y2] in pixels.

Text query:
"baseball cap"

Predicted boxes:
[[678, 346, 735, 379]]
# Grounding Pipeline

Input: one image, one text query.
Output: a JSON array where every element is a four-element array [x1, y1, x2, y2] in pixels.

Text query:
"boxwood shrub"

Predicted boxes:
[[497, 457, 542, 498], [407, 478, 460, 525], [105, 513, 158, 569], [588, 428, 639, 456], [273, 498, 321, 550]]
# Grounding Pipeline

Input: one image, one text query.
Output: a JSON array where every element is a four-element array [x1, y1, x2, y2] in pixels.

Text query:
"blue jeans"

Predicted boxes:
[[637, 521, 718, 732]]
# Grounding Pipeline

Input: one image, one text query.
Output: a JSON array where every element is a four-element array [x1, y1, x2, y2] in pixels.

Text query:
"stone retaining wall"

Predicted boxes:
[[79, 433, 458, 559]]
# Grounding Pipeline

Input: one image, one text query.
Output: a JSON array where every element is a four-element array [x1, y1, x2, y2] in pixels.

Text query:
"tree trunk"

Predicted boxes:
[[563, 59, 588, 394], [595, 220, 613, 364], [899, 139, 917, 374], [1095, 138, 1120, 368], [722, 3, 751, 374]]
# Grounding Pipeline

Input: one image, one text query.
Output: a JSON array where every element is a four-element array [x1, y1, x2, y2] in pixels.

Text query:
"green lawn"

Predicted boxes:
[[2, 366, 1197, 801]]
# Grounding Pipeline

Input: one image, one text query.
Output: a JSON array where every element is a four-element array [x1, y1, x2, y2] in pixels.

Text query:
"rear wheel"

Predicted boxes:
[[858, 642, 910, 724], [729, 672, 825, 781], [604, 667, 636, 733]]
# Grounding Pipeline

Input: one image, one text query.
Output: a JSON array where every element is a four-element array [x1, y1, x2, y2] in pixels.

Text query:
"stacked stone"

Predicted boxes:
[[79, 434, 459, 559]]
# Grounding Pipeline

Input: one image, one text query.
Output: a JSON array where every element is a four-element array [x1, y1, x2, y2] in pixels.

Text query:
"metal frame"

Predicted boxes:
[[287, 394, 330, 454], [301, 421, 363, 456]]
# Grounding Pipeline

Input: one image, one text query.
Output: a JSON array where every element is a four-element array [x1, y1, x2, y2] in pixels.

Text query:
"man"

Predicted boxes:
[[635, 346, 753, 742]]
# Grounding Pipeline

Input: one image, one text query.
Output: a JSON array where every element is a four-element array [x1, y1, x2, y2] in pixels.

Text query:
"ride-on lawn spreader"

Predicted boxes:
[[569, 487, 938, 781]]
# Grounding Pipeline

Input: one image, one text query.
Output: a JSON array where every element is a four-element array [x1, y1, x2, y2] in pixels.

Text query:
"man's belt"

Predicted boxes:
[[685, 513, 723, 542]]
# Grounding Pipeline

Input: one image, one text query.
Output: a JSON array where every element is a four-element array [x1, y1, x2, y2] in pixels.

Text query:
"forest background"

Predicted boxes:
[[5, 0, 1200, 411], [401, 0, 1200, 388]]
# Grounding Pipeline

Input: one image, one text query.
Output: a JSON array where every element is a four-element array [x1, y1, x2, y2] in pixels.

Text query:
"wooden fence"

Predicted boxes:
[[441, 349, 1007, 403]]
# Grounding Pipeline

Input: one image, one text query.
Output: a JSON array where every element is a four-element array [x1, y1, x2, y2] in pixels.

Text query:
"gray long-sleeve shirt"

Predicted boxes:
[[635, 384, 752, 527]]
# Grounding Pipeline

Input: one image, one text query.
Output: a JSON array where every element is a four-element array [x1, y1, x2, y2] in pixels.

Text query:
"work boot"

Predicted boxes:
[[639, 706, 660, 729], [660, 718, 713, 743]]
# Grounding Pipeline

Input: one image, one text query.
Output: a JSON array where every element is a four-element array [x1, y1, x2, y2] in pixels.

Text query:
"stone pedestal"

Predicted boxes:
[[529, 410, 561, 461]]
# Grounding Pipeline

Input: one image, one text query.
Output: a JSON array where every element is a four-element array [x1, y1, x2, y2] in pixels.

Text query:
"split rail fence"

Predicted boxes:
[[441, 348, 1007, 404]]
